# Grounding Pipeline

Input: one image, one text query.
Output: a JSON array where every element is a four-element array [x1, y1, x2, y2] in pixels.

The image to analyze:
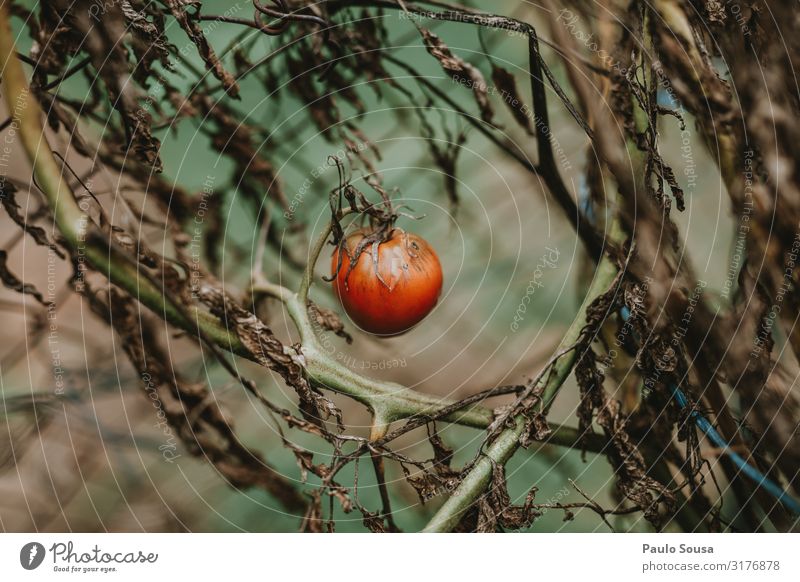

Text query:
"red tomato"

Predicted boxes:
[[331, 228, 443, 336]]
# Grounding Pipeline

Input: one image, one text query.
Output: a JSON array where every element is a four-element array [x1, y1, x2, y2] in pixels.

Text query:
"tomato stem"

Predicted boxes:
[[298, 209, 355, 305]]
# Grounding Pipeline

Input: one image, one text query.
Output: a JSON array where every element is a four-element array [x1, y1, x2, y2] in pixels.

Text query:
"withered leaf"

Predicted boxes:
[[429, 429, 456, 475], [292, 446, 334, 483], [520, 410, 553, 447], [165, 0, 239, 97], [475, 460, 539, 531], [198, 286, 344, 430], [420, 28, 494, 124], [491, 65, 534, 135], [68, 2, 163, 171], [361, 510, 387, 533], [575, 341, 675, 528], [401, 456, 460, 505], [121, 0, 170, 68], [406, 472, 452, 504], [0, 250, 48, 305], [330, 485, 353, 514], [0, 183, 65, 258], [308, 301, 352, 344]]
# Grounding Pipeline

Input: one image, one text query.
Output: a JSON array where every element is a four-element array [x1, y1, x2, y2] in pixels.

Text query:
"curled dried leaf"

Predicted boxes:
[[0, 250, 48, 306], [198, 286, 344, 430], [308, 300, 352, 344], [0, 183, 65, 258], [419, 28, 494, 123], [165, 0, 239, 97], [475, 460, 539, 532], [491, 65, 534, 135]]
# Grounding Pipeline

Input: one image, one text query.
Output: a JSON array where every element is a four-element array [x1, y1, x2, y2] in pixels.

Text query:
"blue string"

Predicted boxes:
[[618, 306, 800, 516]]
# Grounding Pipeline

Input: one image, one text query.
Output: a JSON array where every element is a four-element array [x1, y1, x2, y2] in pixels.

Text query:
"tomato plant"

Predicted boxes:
[[331, 228, 443, 336]]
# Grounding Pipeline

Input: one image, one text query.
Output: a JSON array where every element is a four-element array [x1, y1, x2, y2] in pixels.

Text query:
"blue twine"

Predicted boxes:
[[618, 306, 800, 516]]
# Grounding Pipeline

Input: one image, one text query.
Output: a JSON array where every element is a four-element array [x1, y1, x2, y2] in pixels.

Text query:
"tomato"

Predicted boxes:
[[331, 228, 443, 336]]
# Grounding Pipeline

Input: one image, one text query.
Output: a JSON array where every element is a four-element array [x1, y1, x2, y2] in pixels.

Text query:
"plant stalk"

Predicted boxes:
[[422, 253, 619, 532]]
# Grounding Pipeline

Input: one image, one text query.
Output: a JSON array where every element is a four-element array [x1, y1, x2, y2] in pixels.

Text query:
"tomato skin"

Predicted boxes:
[[331, 229, 443, 336]]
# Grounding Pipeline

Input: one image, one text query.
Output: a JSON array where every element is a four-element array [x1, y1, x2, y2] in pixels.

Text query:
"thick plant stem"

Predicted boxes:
[[297, 211, 354, 304], [422, 254, 619, 532], [259, 282, 610, 449], [0, 15, 607, 457]]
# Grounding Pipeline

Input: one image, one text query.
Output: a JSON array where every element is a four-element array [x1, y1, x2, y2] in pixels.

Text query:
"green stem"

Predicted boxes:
[[298, 211, 354, 304], [254, 281, 610, 451], [261, 283, 492, 427], [422, 253, 619, 532]]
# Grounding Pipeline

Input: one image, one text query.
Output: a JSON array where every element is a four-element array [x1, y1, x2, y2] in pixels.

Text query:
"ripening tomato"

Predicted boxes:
[[331, 228, 443, 336]]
